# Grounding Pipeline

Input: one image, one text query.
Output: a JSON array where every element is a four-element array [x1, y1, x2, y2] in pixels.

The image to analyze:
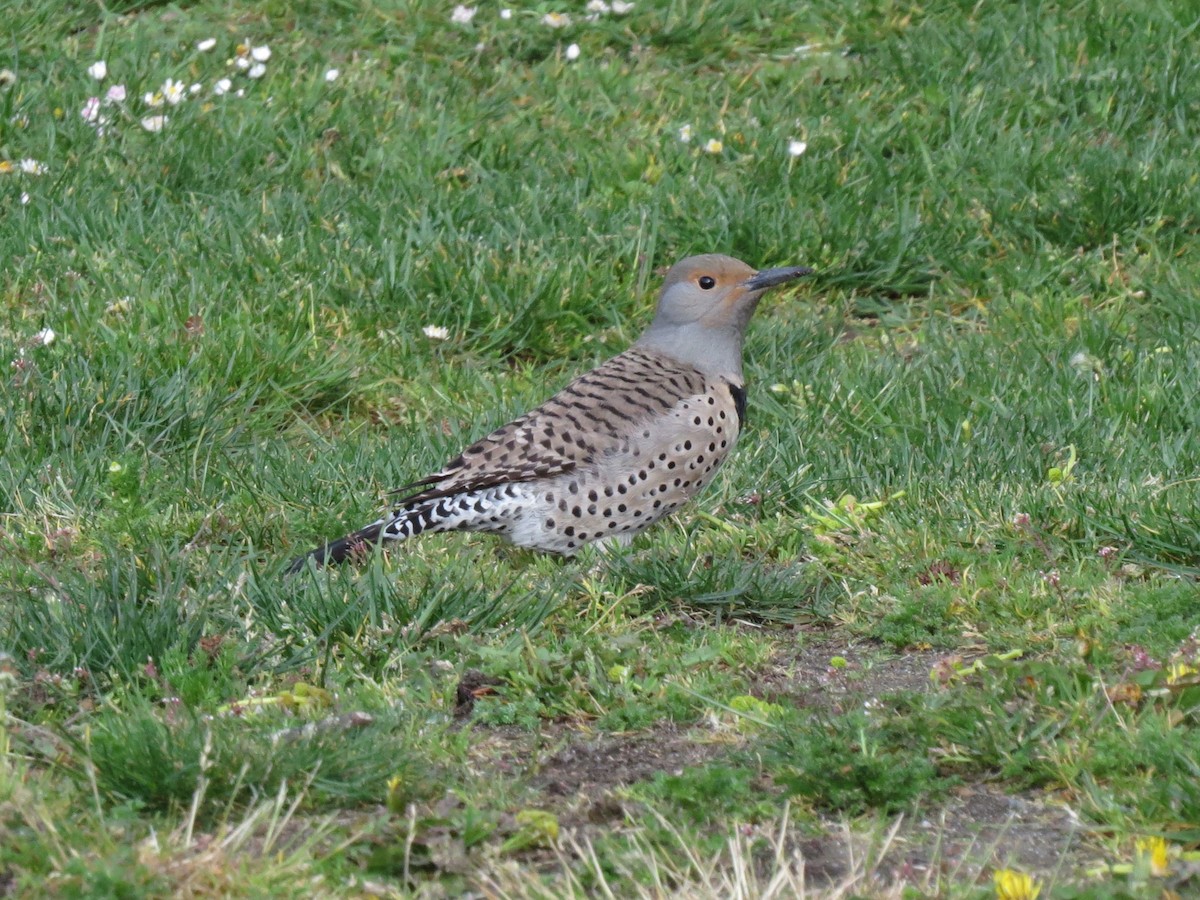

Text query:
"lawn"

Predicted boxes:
[[2, 0, 1199, 896]]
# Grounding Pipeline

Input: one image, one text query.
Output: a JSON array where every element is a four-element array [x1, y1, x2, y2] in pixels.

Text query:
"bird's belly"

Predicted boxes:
[[502, 412, 739, 555]]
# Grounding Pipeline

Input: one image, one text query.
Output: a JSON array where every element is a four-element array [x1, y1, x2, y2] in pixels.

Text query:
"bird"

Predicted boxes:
[[287, 254, 812, 573]]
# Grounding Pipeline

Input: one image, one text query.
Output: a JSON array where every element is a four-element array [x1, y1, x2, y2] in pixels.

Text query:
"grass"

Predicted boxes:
[[3, 0, 1199, 895]]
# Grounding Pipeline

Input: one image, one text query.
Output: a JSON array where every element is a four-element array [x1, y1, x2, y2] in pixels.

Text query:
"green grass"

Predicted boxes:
[[3, 0, 1200, 895]]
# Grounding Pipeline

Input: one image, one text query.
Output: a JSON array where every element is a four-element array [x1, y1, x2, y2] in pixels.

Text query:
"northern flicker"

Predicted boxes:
[[287, 254, 811, 573]]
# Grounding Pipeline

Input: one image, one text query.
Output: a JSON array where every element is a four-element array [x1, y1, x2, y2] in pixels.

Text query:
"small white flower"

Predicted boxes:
[[214, 78, 232, 95], [450, 5, 476, 24], [788, 139, 807, 157], [18, 158, 47, 175], [542, 12, 571, 27], [678, 123, 693, 142], [143, 91, 164, 108], [162, 78, 185, 105], [189, 83, 202, 94], [34, 327, 56, 346], [248, 62, 267, 78], [105, 84, 126, 104], [235, 88, 245, 97], [251, 45, 271, 62], [565, 42, 581, 61], [324, 68, 339, 82], [500, 8, 512, 18], [87, 60, 107, 80], [703, 138, 723, 153], [140, 115, 168, 132], [235, 56, 251, 70], [197, 38, 217, 52], [586, 0, 610, 12], [611, 0, 633, 12], [20, 191, 29, 205], [81, 96, 102, 122], [422, 325, 450, 341]]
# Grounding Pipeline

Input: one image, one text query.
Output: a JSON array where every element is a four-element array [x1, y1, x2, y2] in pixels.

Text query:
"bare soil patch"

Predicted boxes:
[[466, 634, 1101, 886]]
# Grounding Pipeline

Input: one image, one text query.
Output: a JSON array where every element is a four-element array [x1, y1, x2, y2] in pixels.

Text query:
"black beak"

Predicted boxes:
[[743, 265, 814, 291]]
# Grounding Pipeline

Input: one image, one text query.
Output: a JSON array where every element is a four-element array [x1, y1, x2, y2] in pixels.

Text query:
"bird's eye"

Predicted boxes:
[[698, 276, 716, 290]]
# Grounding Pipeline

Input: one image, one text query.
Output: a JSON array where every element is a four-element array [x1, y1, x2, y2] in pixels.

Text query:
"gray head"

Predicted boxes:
[[635, 254, 812, 378]]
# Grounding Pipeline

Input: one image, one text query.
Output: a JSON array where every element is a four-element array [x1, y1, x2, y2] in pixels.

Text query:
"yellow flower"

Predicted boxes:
[[1136, 836, 1171, 877], [1166, 662, 1197, 684], [993, 868, 1041, 900]]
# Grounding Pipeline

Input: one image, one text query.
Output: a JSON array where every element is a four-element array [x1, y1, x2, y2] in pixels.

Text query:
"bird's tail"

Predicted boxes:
[[284, 519, 388, 575]]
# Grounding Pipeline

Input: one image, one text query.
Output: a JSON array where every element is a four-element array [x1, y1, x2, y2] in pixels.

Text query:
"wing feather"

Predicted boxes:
[[391, 348, 706, 505]]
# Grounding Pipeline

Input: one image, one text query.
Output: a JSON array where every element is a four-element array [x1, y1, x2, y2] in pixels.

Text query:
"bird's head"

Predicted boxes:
[[638, 254, 812, 376], [653, 254, 812, 332]]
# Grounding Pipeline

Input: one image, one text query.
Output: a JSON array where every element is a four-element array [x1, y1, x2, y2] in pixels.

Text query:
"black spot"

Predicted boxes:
[[653, 500, 662, 509], [617, 484, 628, 494], [707, 396, 716, 405], [546, 518, 555, 528], [683, 440, 692, 450], [588, 504, 597, 515], [578, 532, 589, 540], [608, 521, 618, 529], [603, 508, 612, 517], [667, 461, 676, 470], [673, 478, 683, 487], [693, 416, 702, 426], [559, 499, 569, 511], [707, 417, 714, 426], [658, 452, 668, 461], [587, 489, 598, 501], [720, 440, 727, 449], [572, 506, 582, 517], [564, 526, 576, 536], [569, 483, 579, 494], [618, 503, 627, 513]]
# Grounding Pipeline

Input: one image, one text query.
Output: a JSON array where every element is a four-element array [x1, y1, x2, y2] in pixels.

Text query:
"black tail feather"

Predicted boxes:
[[285, 521, 386, 575]]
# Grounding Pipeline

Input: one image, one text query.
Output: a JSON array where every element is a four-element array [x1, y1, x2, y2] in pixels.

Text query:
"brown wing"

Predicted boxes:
[[391, 347, 707, 505]]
